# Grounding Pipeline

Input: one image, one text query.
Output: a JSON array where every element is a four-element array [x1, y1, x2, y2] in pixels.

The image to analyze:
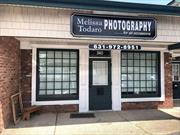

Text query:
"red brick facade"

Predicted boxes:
[[0, 37, 20, 132], [122, 52, 173, 110], [20, 50, 32, 108]]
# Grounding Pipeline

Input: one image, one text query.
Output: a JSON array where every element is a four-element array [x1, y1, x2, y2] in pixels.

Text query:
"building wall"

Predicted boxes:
[[122, 52, 173, 110], [0, 37, 20, 132], [20, 48, 173, 111], [0, 5, 180, 42]]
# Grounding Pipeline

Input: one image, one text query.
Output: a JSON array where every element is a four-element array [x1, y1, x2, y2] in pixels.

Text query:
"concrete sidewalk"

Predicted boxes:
[[2, 108, 180, 135]]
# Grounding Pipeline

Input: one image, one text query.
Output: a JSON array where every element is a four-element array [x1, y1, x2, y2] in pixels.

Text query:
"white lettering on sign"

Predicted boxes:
[[103, 19, 152, 31], [89, 44, 141, 50]]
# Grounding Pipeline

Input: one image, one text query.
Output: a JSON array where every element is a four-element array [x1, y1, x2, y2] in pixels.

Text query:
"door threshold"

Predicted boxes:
[[88, 109, 114, 113]]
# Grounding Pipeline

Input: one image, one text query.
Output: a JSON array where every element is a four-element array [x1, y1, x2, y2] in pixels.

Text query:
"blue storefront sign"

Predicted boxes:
[[71, 13, 156, 39]]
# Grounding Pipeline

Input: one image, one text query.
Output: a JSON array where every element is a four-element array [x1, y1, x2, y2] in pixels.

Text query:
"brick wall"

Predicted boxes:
[[0, 37, 20, 132], [122, 52, 173, 110], [20, 50, 32, 108]]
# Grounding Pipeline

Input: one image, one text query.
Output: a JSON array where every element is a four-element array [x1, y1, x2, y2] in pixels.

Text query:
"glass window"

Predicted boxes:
[[172, 64, 180, 81], [121, 51, 160, 98], [37, 49, 79, 101], [93, 61, 108, 85]]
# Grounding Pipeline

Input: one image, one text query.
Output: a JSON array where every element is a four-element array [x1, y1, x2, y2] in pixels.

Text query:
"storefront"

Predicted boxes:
[[0, 0, 180, 131]]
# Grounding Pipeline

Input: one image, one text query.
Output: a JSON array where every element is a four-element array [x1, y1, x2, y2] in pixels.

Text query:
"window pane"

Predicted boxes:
[[40, 59, 46, 66], [39, 67, 46, 73], [122, 81, 127, 87], [63, 74, 69, 81], [134, 53, 139, 59], [134, 88, 140, 94], [128, 67, 133, 73], [63, 51, 69, 58], [140, 67, 146, 73], [128, 81, 133, 87], [121, 67, 127, 73], [141, 74, 146, 80], [37, 49, 78, 100], [70, 74, 76, 81], [63, 67, 70, 73], [140, 81, 146, 87], [93, 61, 108, 85], [147, 67, 152, 73], [55, 59, 62, 66], [71, 59, 77, 66], [47, 90, 53, 95], [63, 59, 69, 66], [121, 74, 127, 80], [47, 82, 54, 89], [55, 52, 62, 58], [39, 51, 46, 58], [39, 90, 46, 95], [128, 60, 133, 66], [147, 81, 152, 87], [122, 88, 127, 92], [146, 53, 151, 59], [134, 60, 140, 66], [140, 53, 145, 59], [40, 82, 46, 89], [128, 53, 133, 59], [71, 52, 77, 58], [121, 51, 160, 97], [134, 67, 140, 73], [134, 74, 140, 80], [70, 89, 77, 94], [147, 60, 151, 66], [63, 82, 69, 89], [134, 81, 140, 87], [55, 90, 61, 95], [55, 75, 62, 81], [121, 60, 127, 66], [55, 67, 62, 73], [47, 67, 54, 73], [70, 82, 77, 89], [70, 67, 76, 73], [140, 60, 145, 66], [47, 75, 54, 81], [47, 59, 54, 66], [128, 74, 133, 80], [40, 75, 46, 81], [121, 53, 127, 59], [55, 82, 61, 89], [47, 51, 54, 58]]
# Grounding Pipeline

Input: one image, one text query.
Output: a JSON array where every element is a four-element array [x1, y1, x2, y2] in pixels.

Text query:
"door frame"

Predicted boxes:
[[89, 58, 112, 110]]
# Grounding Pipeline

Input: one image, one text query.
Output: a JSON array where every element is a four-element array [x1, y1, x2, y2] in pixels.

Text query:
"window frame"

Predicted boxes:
[[172, 63, 180, 82], [36, 48, 79, 101], [121, 51, 161, 98]]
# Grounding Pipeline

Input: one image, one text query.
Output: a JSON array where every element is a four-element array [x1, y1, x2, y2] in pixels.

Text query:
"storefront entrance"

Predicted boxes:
[[89, 58, 112, 110]]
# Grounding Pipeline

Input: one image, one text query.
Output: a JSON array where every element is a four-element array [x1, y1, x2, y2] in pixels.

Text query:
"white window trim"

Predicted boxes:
[[121, 50, 165, 102], [31, 44, 88, 106]]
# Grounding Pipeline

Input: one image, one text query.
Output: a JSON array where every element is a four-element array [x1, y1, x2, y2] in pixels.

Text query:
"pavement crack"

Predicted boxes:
[[53, 112, 58, 135]]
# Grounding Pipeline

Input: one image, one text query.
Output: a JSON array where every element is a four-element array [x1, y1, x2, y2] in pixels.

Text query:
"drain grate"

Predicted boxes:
[[70, 113, 95, 118]]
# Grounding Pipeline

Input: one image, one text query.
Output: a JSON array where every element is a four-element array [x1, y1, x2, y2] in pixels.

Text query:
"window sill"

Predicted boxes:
[[32, 100, 79, 106], [121, 97, 165, 102]]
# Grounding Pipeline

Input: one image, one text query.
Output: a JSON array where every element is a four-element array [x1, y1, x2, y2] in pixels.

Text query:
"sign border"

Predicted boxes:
[[70, 13, 157, 40]]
